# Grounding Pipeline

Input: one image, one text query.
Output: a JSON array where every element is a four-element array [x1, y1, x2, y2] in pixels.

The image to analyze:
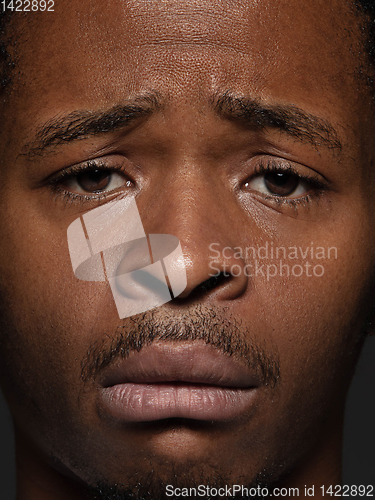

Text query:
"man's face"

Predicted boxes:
[[0, 0, 374, 496]]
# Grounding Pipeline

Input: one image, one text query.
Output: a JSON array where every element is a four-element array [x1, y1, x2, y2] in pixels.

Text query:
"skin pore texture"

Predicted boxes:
[[0, 0, 374, 498]]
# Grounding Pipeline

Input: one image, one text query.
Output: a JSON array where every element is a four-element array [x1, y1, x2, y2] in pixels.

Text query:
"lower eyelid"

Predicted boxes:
[[50, 184, 118, 207]]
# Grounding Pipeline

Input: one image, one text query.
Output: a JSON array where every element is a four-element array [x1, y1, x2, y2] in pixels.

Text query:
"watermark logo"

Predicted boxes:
[[209, 242, 338, 280], [67, 197, 187, 319]]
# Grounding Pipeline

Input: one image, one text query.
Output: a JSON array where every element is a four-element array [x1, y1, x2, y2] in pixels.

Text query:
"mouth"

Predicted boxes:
[[98, 342, 261, 422]]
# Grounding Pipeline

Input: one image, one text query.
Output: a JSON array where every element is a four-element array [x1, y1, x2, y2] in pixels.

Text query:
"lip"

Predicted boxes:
[[98, 342, 261, 422]]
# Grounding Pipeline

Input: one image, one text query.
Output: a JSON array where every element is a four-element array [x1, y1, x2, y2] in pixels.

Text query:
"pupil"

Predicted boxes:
[[78, 169, 111, 192], [264, 172, 299, 196], [271, 173, 290, 186]]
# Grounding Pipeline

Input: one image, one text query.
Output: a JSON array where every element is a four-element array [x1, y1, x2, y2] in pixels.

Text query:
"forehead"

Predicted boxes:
[[8, 0, 363, 118]]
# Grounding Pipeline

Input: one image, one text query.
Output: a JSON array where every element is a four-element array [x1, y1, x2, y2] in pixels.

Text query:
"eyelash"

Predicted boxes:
[[49, 161, 133, 205], [48, 157, 328, 211], [243, 158, 328, 209]]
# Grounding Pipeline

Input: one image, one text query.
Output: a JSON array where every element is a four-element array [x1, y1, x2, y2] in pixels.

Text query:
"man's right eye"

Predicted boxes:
[[50, 162, 134, 200], [62, 168, 132, 194]]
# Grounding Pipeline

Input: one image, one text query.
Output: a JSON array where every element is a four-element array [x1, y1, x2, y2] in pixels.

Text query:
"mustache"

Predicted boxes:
[[80, 306, 280, 387]]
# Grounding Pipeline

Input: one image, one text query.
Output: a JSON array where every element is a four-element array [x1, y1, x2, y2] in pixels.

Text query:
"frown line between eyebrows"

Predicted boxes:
[[212, 91, 343, 152]]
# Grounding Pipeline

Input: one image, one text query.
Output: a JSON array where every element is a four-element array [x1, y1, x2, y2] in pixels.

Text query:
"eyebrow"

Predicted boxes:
[[24, 89, 342, 157], [24, 92, 162, 157], [212, 91, 342, 151]]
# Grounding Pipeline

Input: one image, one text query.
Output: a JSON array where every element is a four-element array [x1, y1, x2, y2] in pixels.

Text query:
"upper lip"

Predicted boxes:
[[99, 341, 261, 389]]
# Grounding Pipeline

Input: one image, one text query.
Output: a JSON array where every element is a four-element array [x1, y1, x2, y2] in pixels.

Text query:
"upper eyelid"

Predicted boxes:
[[52, 160, 122, 176], [255, 158, 305, 177], [249, 158, 328, 188], [47, 160, 132, 187]]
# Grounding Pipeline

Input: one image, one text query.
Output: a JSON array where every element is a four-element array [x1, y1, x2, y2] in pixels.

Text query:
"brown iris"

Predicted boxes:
[[264, 172, 299, 196], [76, 169, 111, 192]]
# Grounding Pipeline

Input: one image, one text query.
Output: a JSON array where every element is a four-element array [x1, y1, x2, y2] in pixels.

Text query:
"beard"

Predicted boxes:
[[84, 460, 276, 500]]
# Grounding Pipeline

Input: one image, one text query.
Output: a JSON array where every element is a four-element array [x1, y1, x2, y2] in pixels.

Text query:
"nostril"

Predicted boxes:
[[196, 272, 230, 294], [173, 244, 248, 301]]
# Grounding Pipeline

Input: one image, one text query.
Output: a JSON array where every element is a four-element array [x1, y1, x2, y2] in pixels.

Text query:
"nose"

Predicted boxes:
[[140, 177, 249, 303], [176, 241, 248, 301]]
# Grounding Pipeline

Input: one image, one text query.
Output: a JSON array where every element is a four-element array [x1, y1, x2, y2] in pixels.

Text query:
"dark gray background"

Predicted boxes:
[[0, 337, 374, 498]]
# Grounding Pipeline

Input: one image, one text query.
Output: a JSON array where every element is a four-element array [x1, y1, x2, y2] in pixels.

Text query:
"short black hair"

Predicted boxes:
[[356, 0, 375, 46], [355, 1, 375, 80], [0, 10, 14, 90]]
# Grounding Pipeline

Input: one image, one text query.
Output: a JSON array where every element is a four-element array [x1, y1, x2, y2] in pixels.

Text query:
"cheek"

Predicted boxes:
[[264, 199, 375, 383], [252, 246, 369, 401], [0, 201, 117, 421], [235, 204, 375, 420], [227, 249, 369, 468]]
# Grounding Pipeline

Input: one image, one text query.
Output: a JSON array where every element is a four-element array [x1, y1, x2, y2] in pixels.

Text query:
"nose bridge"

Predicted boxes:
[[141, 167, 249, 301], [144, 166, 229, 252]]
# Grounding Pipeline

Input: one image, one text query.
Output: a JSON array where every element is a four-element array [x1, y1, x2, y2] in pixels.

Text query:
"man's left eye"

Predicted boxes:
[[61, 168, 131, 194], [244, 171, 310, 198]]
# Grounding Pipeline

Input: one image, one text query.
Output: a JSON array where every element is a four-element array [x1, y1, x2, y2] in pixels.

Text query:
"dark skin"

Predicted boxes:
[[0, 0, 374, 498]]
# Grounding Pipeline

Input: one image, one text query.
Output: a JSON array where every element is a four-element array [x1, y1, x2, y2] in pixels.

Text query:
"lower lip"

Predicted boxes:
[[100, 383, 257, 422]]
